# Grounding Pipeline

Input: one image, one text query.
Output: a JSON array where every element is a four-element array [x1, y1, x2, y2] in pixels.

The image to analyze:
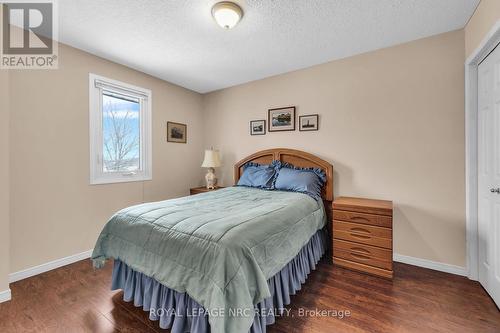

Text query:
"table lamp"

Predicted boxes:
[[201, 149, 221, 189]]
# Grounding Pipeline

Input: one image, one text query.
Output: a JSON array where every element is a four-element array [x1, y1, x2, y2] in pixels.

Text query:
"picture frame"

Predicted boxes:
[[268, 106, 296, 132], [299, 114, 319, 131], [166, 121, 187, 143], [250, 120, 266, 135]]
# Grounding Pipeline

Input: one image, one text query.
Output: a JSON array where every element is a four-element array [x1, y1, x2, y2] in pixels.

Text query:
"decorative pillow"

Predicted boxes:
[[274, 162, 326, 200], [236, 162, 278, 189]]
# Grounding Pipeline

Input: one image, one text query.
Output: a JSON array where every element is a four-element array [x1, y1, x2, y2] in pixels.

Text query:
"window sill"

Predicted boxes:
[[90, 175, 152, 185]]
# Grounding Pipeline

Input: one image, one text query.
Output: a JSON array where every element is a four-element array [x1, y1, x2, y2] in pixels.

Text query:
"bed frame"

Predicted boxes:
[[234, 148, 334, 202]]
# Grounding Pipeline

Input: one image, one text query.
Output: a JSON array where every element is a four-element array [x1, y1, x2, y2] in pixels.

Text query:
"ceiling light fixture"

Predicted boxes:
[[211, 2, 243, 29]]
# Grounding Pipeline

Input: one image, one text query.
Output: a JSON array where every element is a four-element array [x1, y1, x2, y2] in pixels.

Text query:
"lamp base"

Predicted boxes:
[[205, 167, 218, 189]]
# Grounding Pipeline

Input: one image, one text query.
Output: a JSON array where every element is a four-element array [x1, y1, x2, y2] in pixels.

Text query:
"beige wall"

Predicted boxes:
[[8, 43, 204, 273], [2, 13, 479, 281], [203, 30, 466, 266], [0, 69, 10, 292], [465, 0, 500, 58]]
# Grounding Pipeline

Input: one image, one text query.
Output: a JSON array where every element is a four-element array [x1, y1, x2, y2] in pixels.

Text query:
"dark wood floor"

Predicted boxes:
[[0, 259, 499, 333]]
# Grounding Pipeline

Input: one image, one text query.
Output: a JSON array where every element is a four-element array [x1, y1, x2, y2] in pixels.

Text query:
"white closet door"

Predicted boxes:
[[478, 43, 500, 308]]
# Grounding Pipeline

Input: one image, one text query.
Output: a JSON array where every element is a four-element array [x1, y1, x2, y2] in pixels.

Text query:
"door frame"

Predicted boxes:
[[465, 20, 500, 281]]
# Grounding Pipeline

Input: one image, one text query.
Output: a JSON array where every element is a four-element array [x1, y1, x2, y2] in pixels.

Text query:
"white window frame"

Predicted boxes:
[[89, 73, 152, 185]]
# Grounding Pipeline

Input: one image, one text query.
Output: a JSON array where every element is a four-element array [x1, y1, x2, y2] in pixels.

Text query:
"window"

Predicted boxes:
[[89, 74, 152, 184]]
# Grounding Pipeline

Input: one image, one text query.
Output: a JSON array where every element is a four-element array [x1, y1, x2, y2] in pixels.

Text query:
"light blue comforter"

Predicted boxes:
[[92, 186, 326, 333]]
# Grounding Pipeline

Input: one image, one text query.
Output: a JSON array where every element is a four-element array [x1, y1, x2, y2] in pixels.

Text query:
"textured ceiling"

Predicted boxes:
[[59, 0, 479, 93]]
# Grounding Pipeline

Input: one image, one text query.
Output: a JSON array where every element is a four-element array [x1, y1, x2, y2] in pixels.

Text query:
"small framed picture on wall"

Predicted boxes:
[[299, 114, 319, 131], [250, 120, 266, 135], [268, 106, 296, 132], [166, 121, 187, 143]]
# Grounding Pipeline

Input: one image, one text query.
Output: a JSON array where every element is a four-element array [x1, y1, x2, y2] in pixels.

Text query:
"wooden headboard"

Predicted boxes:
[[234, 148, 334, 201]]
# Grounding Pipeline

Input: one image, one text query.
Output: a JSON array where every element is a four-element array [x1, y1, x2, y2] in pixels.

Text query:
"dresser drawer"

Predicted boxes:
[[334, 258, 393, 279], [333, 220, 392, 249], [333, 239, 392, 270], [333, 210, 392, 228]]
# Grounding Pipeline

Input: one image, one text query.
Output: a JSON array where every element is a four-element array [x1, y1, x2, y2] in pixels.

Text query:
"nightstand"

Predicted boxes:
[[189, 186, 225, 195], [332, 197, 393, 279]]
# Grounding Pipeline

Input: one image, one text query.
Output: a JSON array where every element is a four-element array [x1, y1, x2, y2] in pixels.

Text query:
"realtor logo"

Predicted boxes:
[[1, 0, 58, 69]]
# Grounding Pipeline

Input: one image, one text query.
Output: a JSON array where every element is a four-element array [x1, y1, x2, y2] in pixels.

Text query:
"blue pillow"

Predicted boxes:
[[237, 162, 277, 189], [274, 162, 326, 200]]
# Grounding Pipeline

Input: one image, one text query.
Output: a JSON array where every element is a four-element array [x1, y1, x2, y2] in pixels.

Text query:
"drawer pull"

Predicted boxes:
[[351, 247, 371, 255], [350, 233, 371, 240], [351, 216, 370, 222], [350, 227, 371, 235], [351, 253, 371, 261]]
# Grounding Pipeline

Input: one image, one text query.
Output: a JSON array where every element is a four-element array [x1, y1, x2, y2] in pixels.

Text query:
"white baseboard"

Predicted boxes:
[[9, 249, 93, 283], [6, 248, 466, 287], [0, 289, 11, 303], [394, 253, 467, 277]]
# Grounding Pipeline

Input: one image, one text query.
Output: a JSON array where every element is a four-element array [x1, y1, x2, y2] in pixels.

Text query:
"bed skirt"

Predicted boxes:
[[111, 228, 327, 333]]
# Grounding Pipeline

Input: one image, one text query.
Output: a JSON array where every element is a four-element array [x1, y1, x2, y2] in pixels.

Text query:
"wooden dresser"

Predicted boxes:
[[332, 197, 393, 279]]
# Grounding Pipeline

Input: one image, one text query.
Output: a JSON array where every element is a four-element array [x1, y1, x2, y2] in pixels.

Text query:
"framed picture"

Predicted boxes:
[[268, 106, 296, 132], [166, 121, 187, 143], [250, 120, 266, 135], [299, 114, 319, 131]]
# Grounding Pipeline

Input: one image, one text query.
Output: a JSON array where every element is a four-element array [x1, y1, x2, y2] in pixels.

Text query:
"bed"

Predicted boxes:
[[92, 148, 334, 333]]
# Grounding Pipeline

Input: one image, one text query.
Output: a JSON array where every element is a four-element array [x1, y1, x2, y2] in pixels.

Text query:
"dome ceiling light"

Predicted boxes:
[[211, 2, 243, 29]]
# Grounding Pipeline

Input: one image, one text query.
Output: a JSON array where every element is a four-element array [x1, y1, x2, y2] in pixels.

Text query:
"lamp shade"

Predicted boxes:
[[201, 149, 221, 168]]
